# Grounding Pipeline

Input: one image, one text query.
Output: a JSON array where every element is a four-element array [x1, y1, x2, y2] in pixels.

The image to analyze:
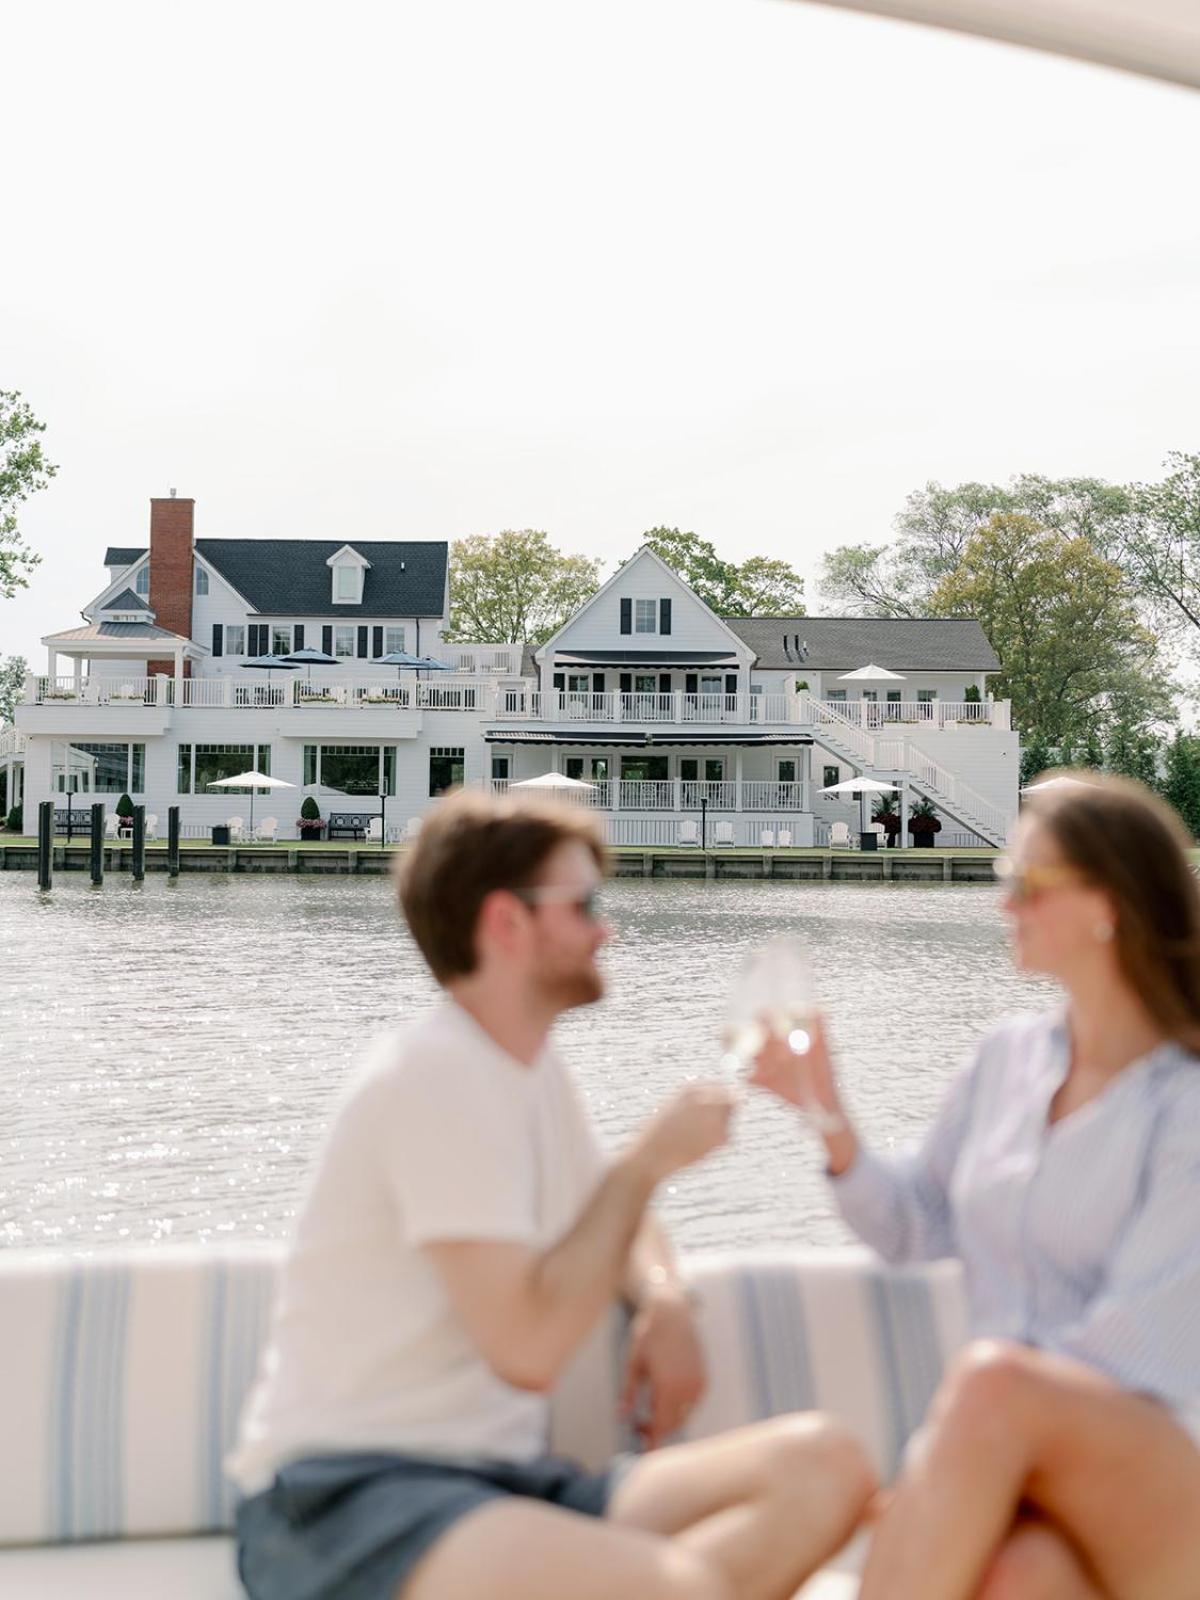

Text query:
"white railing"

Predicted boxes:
[[797, 695, 876, 763], [34, 675, 162, 706], [440, 644, 524, 676], [819, 698, 1010, 731], [491, 691, 801, 725], [490, 779, 809, 813], [0, 726, 25, 759], [905, 742, 1010, 844], [603, 816, 807, 848], [175, 677, 485, 710], [740, 781, 807, 811]]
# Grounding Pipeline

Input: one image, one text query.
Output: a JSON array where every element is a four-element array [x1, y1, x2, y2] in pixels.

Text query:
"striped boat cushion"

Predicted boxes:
[[551, 1250, 968, 1479], [0, 1245, 966, 1546]]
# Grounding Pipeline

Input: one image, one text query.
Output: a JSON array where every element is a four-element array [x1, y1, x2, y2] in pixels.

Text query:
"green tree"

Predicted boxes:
[[930, 514, 1170, 748], [636, 527, 804, 615], [1082, 729, 1105, 769], [0, 654, 26, 723], [0, 392, 57, 598], [446, 531, 602, 645], [820, 475, 1132, 616], [1161, 732, 1200, 840], [1121, 451, 1200, 646], [1105, 718, 1160, 789], [1020, 731, 1053, 788]]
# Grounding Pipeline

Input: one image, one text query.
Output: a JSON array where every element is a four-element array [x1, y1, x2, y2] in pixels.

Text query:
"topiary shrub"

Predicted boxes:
[[5, 805, 21, 832], [115, 792, 135, 818], [300, 795, 321, 821]]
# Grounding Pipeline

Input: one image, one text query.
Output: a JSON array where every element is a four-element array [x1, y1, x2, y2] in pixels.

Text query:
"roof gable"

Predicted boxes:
[[538, 547, 752, 661], [100, 588, 153, 615]]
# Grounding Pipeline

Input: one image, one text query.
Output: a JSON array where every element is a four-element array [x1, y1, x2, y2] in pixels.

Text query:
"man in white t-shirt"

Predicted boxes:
[[230, 791, 873, 1600]]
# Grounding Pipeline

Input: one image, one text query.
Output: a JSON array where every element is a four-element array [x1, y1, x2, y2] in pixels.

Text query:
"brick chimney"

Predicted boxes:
[[147, 493, 195, 676]]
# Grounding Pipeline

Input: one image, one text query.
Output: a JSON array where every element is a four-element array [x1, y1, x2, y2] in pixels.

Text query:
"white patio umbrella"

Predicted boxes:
[[819, 775, 901, 840], [1020, 774, 1091, 794], [206, 770, 296, 838], [510, 771, 597, 791], [836, 664, 906, 682]]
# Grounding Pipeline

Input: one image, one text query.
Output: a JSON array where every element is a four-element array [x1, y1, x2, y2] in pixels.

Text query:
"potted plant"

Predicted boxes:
[[872, 793, 901, 848], [297, 796, 324, 839], [115, 792, 135, 833], [908, 796, 942, 846]]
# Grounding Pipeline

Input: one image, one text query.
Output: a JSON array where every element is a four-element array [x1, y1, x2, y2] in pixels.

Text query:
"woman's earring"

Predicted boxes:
[[1093, 921, 1115, 943]]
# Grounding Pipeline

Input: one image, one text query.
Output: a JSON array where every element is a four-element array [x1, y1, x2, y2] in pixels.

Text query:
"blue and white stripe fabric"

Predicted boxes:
[[2, 1243, 964, 1545], [831, 1011, 1200, 1442]]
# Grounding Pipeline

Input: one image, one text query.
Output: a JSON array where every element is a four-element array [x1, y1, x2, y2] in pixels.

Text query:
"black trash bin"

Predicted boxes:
[[859, 830, 878, 851], [212, 824, 231, 846]]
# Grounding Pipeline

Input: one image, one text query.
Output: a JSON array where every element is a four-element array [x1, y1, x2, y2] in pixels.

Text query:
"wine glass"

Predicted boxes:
[[721, 936, 842, 1133]]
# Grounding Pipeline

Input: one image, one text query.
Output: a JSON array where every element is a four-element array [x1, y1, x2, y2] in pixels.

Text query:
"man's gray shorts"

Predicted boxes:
[[236, 1450, 625, 1600]]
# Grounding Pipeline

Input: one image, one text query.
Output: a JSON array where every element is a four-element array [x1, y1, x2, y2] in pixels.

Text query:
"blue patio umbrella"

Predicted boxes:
[[240, 654, 300, 675], [281, 646, 339, 683]]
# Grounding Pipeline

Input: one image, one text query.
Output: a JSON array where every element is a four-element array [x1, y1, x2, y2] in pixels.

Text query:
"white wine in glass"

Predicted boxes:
[[724, 937, 844, 1134]]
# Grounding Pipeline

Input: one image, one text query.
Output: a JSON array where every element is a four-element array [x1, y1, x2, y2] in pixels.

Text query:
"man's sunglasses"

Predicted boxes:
[[512, 885, 604, 921], [993, 854, 1084, 903]]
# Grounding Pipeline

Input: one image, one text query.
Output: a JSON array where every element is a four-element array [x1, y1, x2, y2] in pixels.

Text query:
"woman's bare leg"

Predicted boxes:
[[611, 1412, 876, 1596], [404, 1412, 876, 1600], [860, 1340, 1200, 1600], [974, 1520, 1104, 1600]]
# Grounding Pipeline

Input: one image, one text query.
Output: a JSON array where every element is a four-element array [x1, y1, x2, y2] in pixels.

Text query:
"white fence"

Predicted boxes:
[[490, 780, 809, 812]]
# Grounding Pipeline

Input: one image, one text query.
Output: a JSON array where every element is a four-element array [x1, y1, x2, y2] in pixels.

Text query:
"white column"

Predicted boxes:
[[174, 647, 184, 700], [46, 648, 58, 679], [900, 780, 910, 850], [72, 658, 83, 691]]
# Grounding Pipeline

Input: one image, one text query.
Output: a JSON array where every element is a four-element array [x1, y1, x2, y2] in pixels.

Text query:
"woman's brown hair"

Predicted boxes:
[[1025, 771, 1200, 1052], [397, 788, 607, 984]]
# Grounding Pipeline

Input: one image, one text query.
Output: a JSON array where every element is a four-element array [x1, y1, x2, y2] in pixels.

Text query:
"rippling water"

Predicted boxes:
[[1, 873, 1052, 1254]]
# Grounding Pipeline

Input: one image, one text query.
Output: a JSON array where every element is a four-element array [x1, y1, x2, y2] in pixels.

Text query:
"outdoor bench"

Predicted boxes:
[[325, 811, 372, 840], [0, 1244, 966, 1597]]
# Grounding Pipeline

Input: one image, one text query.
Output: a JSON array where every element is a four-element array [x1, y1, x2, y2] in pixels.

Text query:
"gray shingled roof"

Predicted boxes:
[[101, 588, 152, 613], [723, 616, 1000, 672], [102, 540, 448, 618], [104, 547, 146, 569]]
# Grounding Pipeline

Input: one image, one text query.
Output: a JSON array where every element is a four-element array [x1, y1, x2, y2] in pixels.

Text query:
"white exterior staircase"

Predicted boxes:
[[797, 697, 1010, 848]]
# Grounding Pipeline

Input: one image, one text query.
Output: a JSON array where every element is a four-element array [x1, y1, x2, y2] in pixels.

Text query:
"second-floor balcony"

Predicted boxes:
[[491, 778, 811, 812], [22, 675, 1011, 737]]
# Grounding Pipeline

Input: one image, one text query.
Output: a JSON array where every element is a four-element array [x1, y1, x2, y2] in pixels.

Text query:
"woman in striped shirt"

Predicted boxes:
[[753, 772, 1200, 1599]]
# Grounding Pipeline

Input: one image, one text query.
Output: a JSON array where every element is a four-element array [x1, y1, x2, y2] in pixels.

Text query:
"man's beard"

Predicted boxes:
[[538, 962, 605, 1012]]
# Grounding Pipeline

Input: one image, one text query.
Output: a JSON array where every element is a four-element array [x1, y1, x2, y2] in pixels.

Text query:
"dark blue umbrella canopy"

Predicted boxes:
[[374, 651, 429, 669], [240, 654, 300, 672], [282, 648, 338, 667]]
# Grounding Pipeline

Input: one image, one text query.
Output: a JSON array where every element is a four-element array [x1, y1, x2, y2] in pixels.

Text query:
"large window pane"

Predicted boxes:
[[226, 624, 245, 656], [384, 626, 406, 654], [195, 744, 256, 794], [271, 626, 292, 656], [335, 566, 357, 600], [319, 745, 381, 795], [634, 599, 656, 634], [429, 746, 464, 797], [51, 741, 131, 794], [382, 746, 396, 796], [334, 626, 356, 658]]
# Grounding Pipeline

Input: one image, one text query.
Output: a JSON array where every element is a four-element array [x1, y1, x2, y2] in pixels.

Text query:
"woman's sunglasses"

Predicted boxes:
[[993, 854, 1084, 903]]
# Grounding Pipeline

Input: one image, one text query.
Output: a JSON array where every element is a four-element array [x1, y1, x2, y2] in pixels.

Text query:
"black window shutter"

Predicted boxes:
[[357, 626, 369, 658], [322, 625, 333, 655], [212, 623, 223, 657], [372, 626, 383, 658], [660, 598, 672, 635], [552, 672, 565, 691], [725, 673, 738, 696], [592, 673, 605, 694], [293, 623, 305, 650], [619, 673, 632, 693], [685, 674, 698, 695], [620, 598, 632, 635], [248, 623, 259, 655], [659, 673, 671, 694]]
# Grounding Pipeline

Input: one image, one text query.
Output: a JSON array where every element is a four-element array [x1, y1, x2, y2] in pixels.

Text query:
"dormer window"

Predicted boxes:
[[326, 543, 371, 605]]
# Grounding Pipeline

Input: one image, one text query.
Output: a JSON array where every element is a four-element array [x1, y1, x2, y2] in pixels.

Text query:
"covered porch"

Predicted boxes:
[[485, 729, 816, 814], [38, 618, 208, 702]]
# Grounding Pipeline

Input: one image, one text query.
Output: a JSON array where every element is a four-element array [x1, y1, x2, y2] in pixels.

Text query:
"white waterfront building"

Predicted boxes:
[[7, 496, 1019, 847]]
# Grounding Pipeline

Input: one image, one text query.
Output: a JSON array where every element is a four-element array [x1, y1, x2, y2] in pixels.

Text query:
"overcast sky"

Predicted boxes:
[[3, 0, 1199, 668]]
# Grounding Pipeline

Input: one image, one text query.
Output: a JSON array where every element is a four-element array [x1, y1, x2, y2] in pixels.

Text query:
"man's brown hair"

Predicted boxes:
[[397, 789, 607, 983]]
